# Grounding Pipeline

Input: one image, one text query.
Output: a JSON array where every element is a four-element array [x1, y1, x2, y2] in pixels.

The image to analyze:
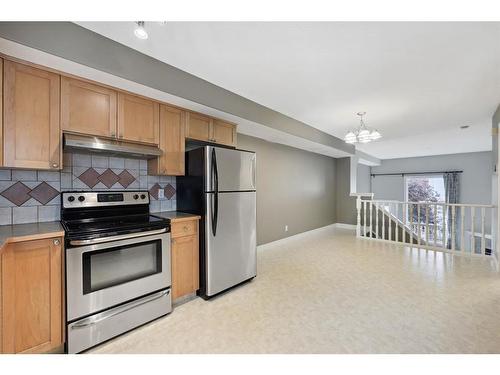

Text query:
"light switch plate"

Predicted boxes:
[[158, 188, 165, 199]]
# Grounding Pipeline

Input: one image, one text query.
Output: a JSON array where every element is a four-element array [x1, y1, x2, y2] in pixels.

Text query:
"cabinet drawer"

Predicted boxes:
[[171, 220, 198, 238]]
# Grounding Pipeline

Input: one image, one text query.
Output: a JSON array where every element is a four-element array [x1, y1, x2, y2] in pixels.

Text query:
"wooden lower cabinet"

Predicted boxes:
[[0, 237, 63, 354], [171, 219, 200, 302]]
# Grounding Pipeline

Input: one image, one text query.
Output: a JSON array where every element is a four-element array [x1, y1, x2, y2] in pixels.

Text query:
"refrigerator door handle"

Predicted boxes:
[[251, 154, 256, 189], [211, 148, 219, 236]]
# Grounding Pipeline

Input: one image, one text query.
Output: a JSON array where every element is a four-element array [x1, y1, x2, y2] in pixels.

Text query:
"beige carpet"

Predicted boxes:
[[89, 226, 500, 354]]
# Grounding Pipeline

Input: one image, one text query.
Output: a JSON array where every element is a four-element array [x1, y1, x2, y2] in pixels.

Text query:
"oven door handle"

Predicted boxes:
[[69, 228, 167, 246], [70, 289, 170, 329]]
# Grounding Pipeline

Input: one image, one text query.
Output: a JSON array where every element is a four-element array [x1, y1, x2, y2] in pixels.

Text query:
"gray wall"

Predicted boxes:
[[335, 158, 356, 225], [371, 151, 493, 205], [492, 104, 500, 257], [356, 163, 371, 194], [332, 159, 372, 226], [237, 134, 337, 245]]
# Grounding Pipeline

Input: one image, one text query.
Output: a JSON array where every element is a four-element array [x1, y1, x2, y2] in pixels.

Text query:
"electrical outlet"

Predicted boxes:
[[158, 188, 165, 199], [285, 225, 288, 232]]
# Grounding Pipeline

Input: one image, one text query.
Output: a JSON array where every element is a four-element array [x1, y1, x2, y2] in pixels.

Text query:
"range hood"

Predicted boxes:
[[63, 133, 162, 159]]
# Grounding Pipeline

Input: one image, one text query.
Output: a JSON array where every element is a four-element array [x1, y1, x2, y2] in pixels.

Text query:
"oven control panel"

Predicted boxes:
[[62, 191, 150, 208]]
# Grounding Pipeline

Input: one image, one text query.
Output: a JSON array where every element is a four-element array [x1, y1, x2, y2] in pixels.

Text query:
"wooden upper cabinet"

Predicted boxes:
[[118, 93, 159, 145], [212, 119, 237, 147], [1, 237, 63, 354], [61, 77, 117, 138], [3, 61, 61, 170], [148, 105, 185, 176], [186, 112, 212, 142], [186, 112, 237, 147]]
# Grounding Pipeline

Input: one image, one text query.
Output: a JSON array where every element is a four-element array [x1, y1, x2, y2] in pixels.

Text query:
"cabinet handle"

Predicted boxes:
[[51, 163, 59, 169], [53, 239, 60, 246]]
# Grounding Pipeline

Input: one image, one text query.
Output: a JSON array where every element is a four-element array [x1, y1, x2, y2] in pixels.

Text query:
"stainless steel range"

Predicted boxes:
[[61, 191, 172, 353]]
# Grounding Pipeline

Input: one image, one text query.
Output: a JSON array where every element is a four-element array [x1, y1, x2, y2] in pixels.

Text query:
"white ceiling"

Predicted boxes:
[[76, 22, 500, 159]]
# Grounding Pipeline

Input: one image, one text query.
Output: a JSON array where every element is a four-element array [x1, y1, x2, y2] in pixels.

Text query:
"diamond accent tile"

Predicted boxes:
[[29, 182, 60, 205], [164, 183, 176, 200], [78, 168, 100, 188], [1, 182, 32, 206], [98, 168, 120, 188], [118, 170, 136, 188], [149, 183, 161, 200]]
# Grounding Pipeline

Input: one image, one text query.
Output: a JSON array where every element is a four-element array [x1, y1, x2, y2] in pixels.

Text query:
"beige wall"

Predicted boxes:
[[238, 134, 337, 245]]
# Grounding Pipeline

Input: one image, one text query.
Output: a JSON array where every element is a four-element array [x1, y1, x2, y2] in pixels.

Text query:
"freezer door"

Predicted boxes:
[[205, 191, 257, 296], [205, 146, 256, 192]]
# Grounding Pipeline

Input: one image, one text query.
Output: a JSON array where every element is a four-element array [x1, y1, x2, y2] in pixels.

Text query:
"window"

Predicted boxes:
[[404, 175, 445, 244]]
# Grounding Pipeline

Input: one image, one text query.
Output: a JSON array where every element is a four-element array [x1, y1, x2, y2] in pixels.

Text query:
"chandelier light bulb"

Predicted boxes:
[[344, 131, 357, 144], [343, 112, 382, 144], [370, 129, 381, 140], [134, 21, 148, 39]]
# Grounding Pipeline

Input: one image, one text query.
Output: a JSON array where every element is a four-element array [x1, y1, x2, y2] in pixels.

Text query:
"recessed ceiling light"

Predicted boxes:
[[134, 21, 148, 40], [460, 125, 470, 129]]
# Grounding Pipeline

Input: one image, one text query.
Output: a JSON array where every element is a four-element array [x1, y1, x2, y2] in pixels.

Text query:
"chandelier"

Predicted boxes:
[[344, 112, 382, 144]]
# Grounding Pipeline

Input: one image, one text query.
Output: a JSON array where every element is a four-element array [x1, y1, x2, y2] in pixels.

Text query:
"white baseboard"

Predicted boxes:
[[257, 222, 361, 250], [258, 223, 337, 250], [333, 223, 357, 230]]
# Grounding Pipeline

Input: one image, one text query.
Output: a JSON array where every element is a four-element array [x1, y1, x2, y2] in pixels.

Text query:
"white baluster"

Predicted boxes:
[[356, 196, 361, 237], [442, 204, 446, 250], [417, 203, 421, 246], [471, 207, 476, 255], [425, 204, 429, 245], [382, 203, 386, 240], [409, 203, 414, 244], [481, 207, 486, 256], [370, 201, 373, 238], [375, 202, 379, 239], [451, 206, 456, 251], [460, 206, 465, 253], [388, 203, 392, 241], [363, 200, 367, 237], [433, 204, 438, 247], [395, 203, 399, 243]]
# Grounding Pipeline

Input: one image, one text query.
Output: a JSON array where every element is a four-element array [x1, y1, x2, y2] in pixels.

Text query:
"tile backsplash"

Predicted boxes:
[[0, 152, 176, 225]]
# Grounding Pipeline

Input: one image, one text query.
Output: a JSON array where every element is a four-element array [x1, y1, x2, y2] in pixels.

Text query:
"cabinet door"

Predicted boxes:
[[171, 233, 199, 301], [148, 105, 185, 176], [3, 61, 61, 170], [118, 93, 159, 145], [186, 112, 212, 142], [1, 238, 63, 354], [0, 58, 3, 166], [61, 77, 117, 138], [212, 119, 237, 147]]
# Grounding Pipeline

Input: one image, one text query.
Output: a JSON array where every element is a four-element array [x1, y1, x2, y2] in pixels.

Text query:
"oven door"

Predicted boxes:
[[66, 230, 171, 322]]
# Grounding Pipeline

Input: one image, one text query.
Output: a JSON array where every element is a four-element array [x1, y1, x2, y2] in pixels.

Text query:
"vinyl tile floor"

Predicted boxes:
[[88, 226, 500, 354]]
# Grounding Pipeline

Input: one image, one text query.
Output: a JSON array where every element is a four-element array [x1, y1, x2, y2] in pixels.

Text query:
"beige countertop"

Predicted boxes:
[[0, 221, 65, 250], [152, 211, 201, 223]]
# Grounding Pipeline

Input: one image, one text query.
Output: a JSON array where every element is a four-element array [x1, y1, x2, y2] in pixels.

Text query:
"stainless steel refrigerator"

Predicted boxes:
[[177, 146, 257, 298]]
